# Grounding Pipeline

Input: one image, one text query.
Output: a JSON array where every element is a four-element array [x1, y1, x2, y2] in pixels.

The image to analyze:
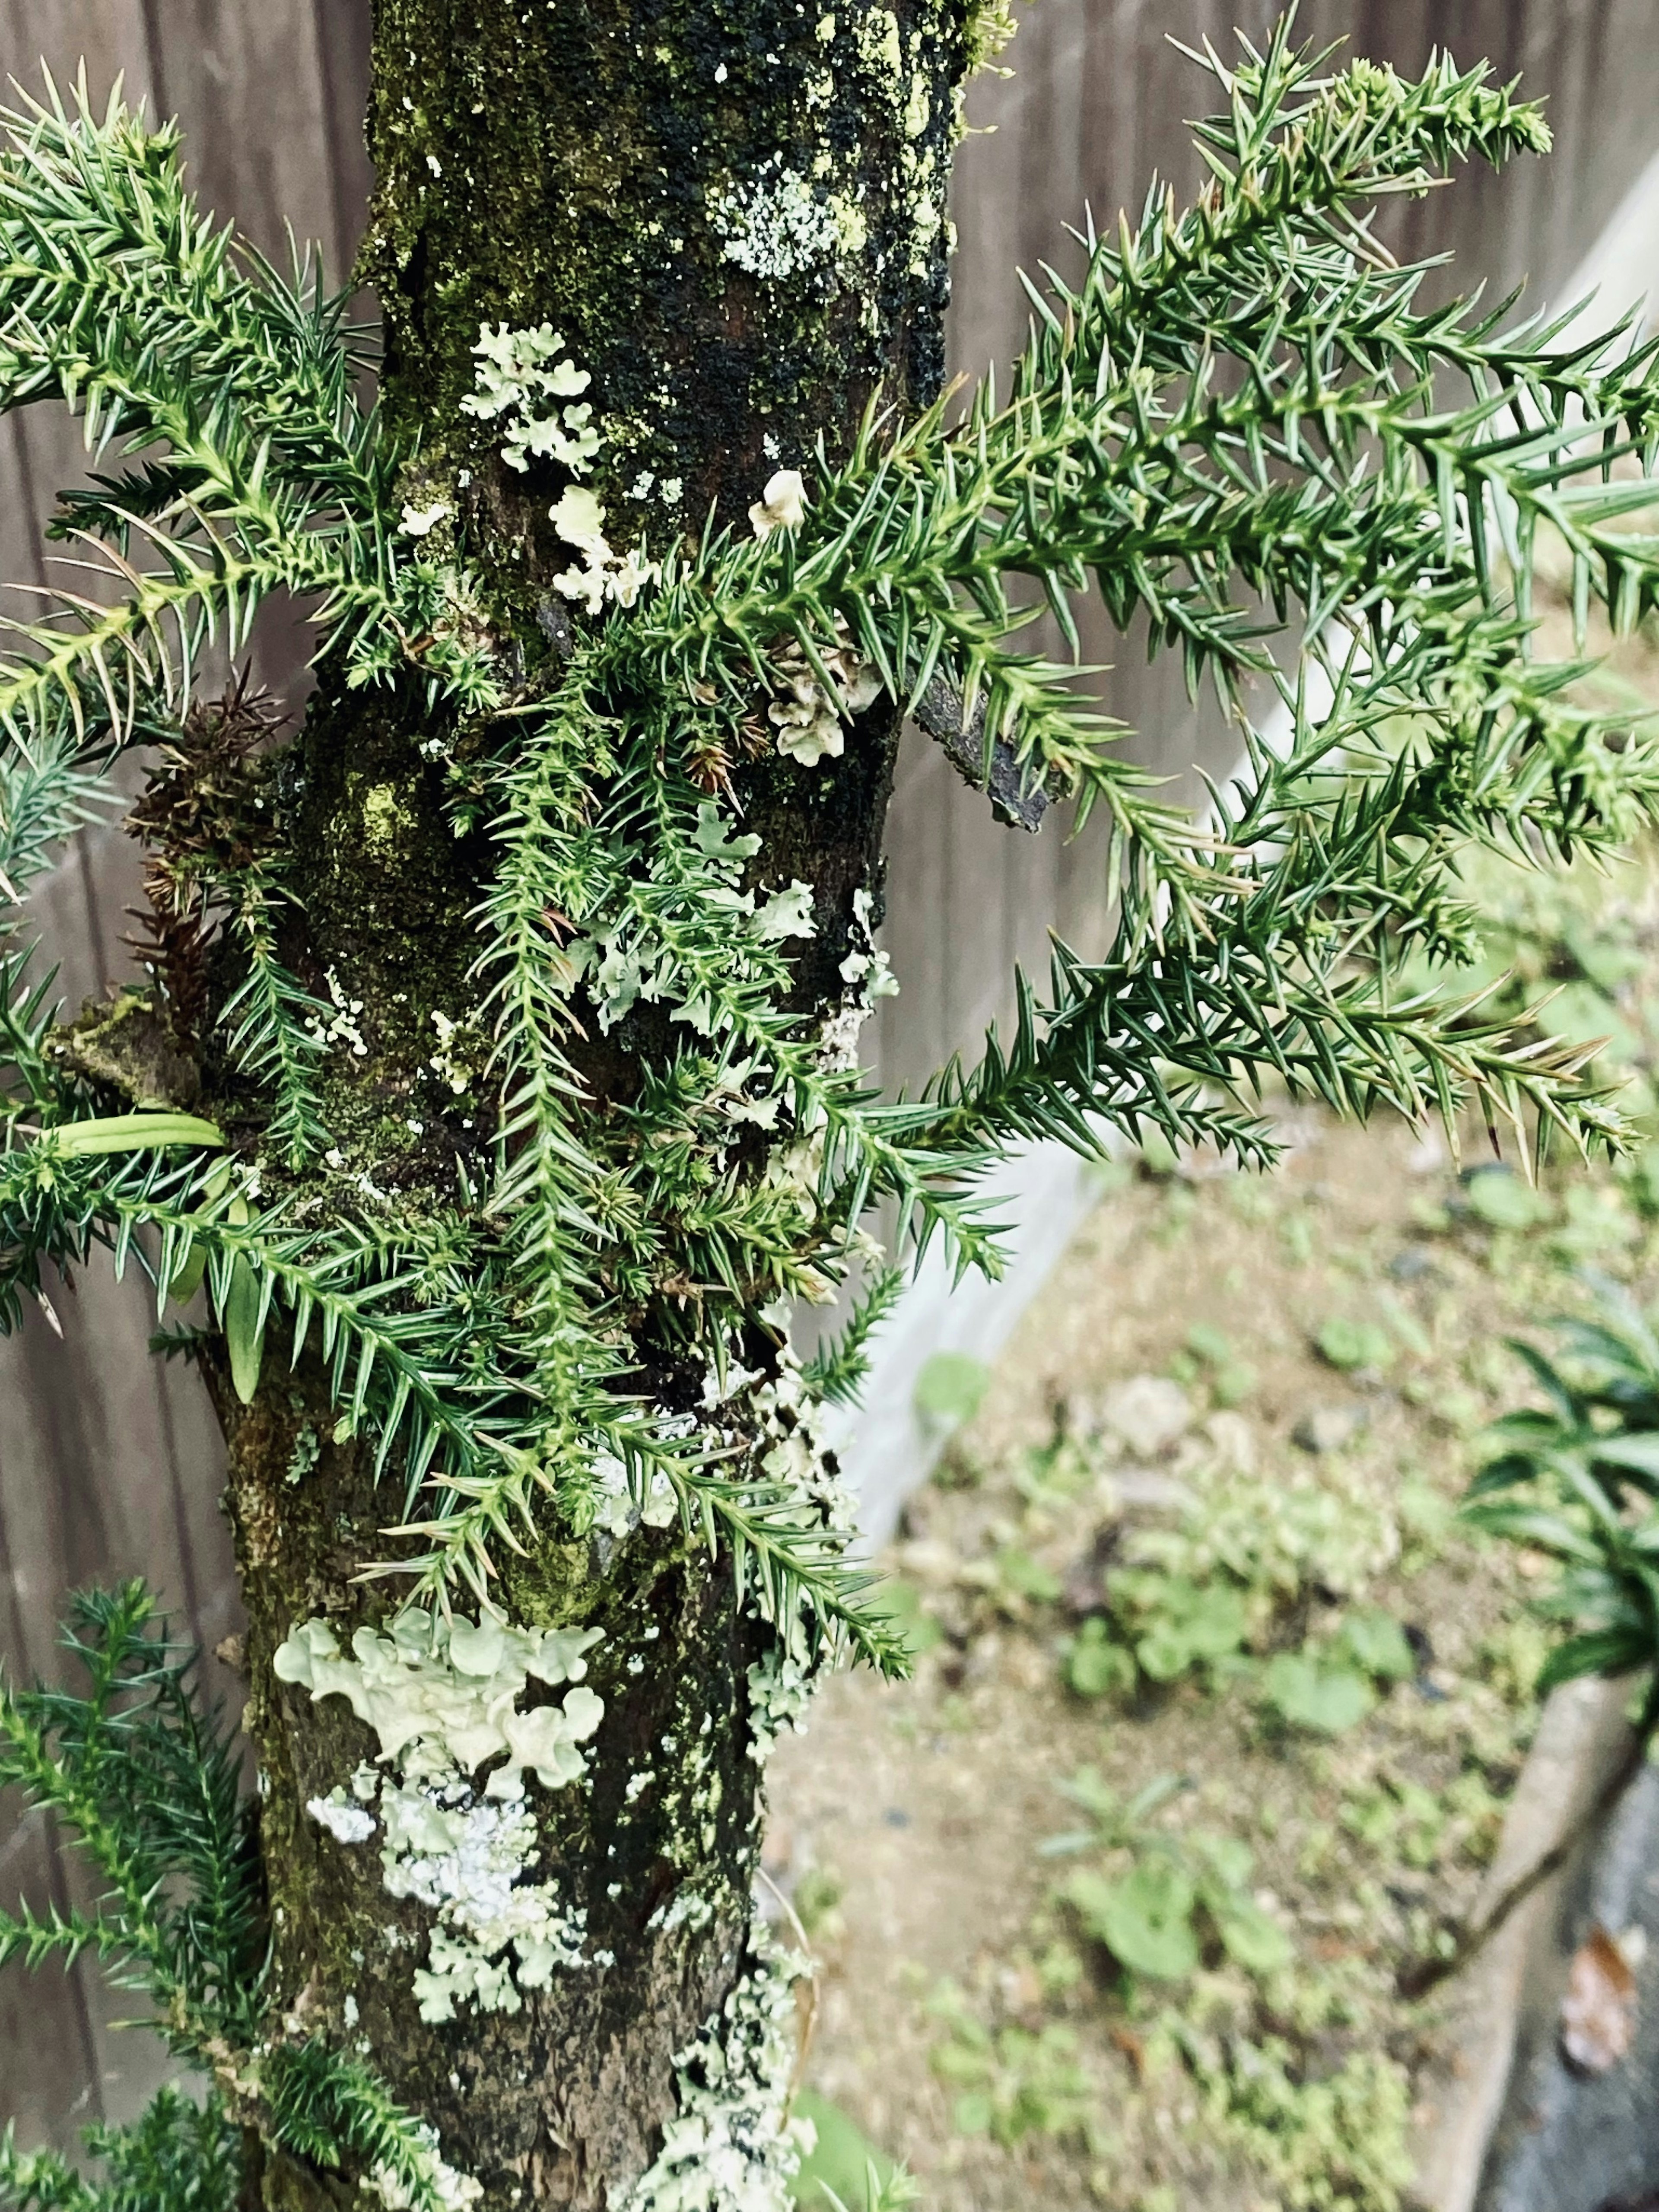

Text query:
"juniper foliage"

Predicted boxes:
[[5, 19, 1659, 2202]]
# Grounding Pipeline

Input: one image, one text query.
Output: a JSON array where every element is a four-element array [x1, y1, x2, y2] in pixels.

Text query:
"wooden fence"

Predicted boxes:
[[4, 0, 1659, 2142]]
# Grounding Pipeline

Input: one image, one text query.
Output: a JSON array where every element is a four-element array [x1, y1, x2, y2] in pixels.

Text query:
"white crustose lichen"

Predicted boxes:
[[618, 1926, 809, 2212], [714, 159, 866, 283], [275, 1611, 605, 2021]]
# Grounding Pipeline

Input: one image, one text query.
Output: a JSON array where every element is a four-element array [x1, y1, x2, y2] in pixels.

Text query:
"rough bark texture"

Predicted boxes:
[[222, 1, 968, 2205]]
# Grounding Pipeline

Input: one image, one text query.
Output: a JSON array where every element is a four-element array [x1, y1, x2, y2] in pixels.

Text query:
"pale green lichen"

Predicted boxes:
[[549, 485, 661, 614], [275, 1612, 606, 2021], [306, 966, 370, 1060], [837, 888, 899, 1001], [559, 799, 820, 1036], [274, 1611, 603, 1786], [427, 1008, 484, 1098], [852, 8, 902, 81], [359, 782, 416, 857], [617, 1926, 810, 2212], [593, 1452, 682, 1538], [714, 161, 866, 285], [750, 883, 816, 944], [763, 621, 880, 767], [898, 30, 952, 279], [399, 497, 452, 537], [744, 1650, 811, 1768], [459, 322, 601, 475]]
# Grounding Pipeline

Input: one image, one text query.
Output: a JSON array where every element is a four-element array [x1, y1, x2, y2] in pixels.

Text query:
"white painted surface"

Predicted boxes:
[[1555, 140, 1659, 333], [826, 1140, 1101, 1547]]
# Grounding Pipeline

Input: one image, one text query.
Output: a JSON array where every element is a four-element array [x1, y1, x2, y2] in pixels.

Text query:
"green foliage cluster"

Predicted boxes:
[[1339, 1766, 1503, 1871], [1060, 1448, 1401, 1700], [1403, 827, 1659, 1125], [0, 2091, 239, 2212], [1045, 1770, 1292, 1985], [1165, 2010, 1415, 2212], [8, 18, 1659, 2202], [1168, 1321, 1256, 1408], [1261, 1610, 1416, 1736], [5, 24, 1659, 1689], [1465, 1279, 1659, 1719], [924, 1983, 1092, 2150], [0, 1589, 459, 2212], [1081, 1569, 1249, 1687], [0, 1584, 263, 2052]]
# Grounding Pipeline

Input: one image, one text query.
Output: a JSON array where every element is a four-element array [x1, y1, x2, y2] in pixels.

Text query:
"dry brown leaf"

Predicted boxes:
[[1108, 2024, 1147, 2078], [1560, 1924, 1638, 2074]]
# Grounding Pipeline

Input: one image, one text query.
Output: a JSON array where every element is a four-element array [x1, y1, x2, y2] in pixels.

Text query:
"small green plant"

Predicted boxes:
[[1261, 1608, 1416, 1736], [1340, 1609, 1417, 1681], [1262, 1652, 1375, 1735], [791, 1868, 846, 1945], [1341, 1777, 1447, 1867], [1170, 1323, 1257, 1408], [0, 2088, 241, 2212], [790, 2091, 912, 2212], [1096, 1459, 1398, 1696], [1129, 1465, 1395, 1617], [1463, 1284, 1659, 1722], [1062, 1616, 1137, 1699], [1104, 1571, 1251, 1684], [814, 2180, 918, 2212], [1338, 1769, 1503, 1875], [1316, 1317, 1395, 1374], [925, 1981, 1091, 2148], [1461, 1167, 1551, 1232], [1163, 2016, 1414, 2212], [913, 1352, 993, 1431], [989, 1546, 1062, 1608], [1046, 1770, 1292, 1984], [1014, 1431, 1095, 1508]]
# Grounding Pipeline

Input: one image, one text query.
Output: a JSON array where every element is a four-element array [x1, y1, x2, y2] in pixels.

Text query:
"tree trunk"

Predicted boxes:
[[225, 1, 967, 2202]]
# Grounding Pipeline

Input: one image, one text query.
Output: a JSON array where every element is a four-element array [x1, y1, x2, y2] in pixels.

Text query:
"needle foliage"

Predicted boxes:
[[6, 19, 1659, 2202]]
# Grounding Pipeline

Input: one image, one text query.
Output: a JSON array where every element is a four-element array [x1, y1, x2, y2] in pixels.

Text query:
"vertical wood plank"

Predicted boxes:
[[0, 0, 263, 2149]]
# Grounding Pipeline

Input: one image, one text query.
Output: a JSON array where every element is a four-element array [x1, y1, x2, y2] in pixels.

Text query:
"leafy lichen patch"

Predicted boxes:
[[618, 1924, 809, 2212], [276, 1612, 606, 2020]]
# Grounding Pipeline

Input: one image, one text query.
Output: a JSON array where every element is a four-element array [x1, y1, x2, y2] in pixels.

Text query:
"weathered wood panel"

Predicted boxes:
[[0, 0, 372, 2144], [4, 0, 1659, 2143]]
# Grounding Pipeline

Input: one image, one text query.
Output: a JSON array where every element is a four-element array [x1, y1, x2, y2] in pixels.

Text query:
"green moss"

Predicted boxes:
[[55, 990, 200, 1109], [498, 1541, 601, 1631], [357, 781, 418, 858], [362, 0, 968, 586]]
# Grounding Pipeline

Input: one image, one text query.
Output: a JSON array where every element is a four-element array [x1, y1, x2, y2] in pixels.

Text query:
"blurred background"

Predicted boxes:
[[5, 0, 1659, 2156]]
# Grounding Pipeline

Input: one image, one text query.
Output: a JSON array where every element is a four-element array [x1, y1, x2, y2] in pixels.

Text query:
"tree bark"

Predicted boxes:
[[222, 1, 968, 2203]]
